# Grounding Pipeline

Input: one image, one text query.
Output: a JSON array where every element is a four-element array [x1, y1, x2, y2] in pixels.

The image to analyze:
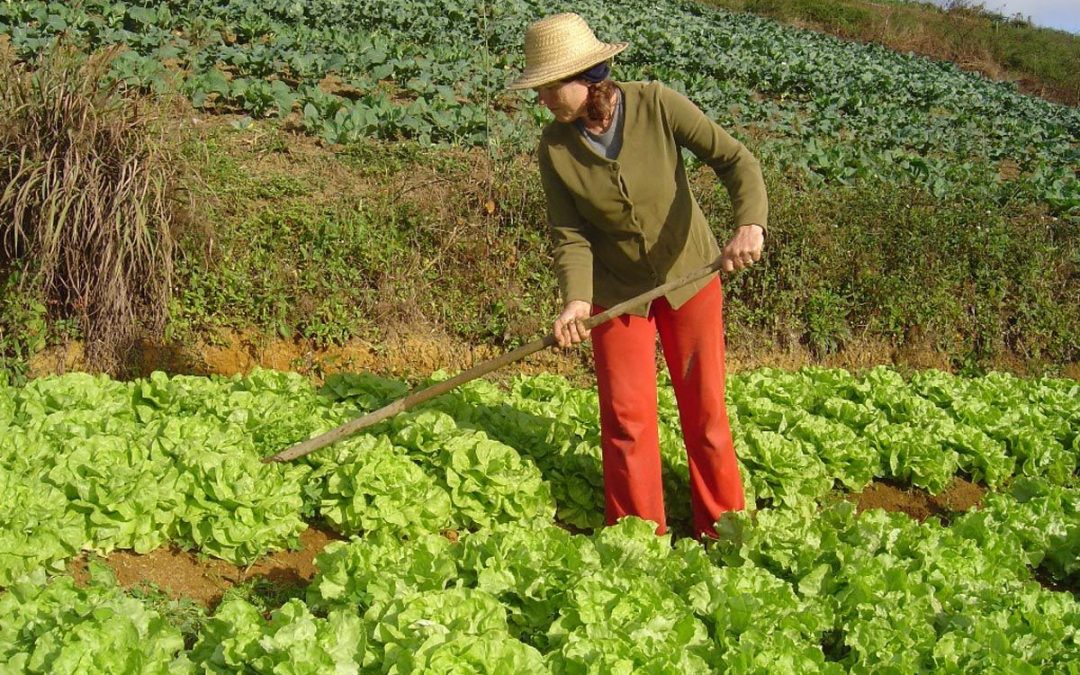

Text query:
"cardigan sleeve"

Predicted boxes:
[[657, 84, 769, 233], [538, 142, 594, 305]]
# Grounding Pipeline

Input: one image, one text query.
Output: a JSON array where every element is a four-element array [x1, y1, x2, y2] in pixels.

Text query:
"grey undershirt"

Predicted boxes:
[[575, 89, 624, 160]]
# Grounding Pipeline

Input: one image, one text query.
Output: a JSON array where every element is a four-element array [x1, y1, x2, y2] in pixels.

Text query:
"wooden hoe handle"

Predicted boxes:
[[263, 255, 725, 463]]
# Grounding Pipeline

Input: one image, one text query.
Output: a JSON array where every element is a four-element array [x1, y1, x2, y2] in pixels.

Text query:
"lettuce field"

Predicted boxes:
[[1, 0, 1079, 671], [1, 366, 1078, 672]]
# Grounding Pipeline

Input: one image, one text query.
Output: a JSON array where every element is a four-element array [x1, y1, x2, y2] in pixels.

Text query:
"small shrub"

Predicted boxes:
[[0, 271, 47, 384], [803, 288, 852, 356]]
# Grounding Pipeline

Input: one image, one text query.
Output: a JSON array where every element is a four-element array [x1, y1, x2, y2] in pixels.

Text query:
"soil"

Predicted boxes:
[[1034, 567, 1080, 599], [69, 525, 343, 608], [59, 477, 1073, 609], [29, 328, 597, 386], [847, 476, 986, 523], [30, 327, 1075, 387]]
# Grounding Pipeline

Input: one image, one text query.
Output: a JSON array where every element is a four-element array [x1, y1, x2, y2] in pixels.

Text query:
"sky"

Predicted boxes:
[[923, 0, 1080, 33]]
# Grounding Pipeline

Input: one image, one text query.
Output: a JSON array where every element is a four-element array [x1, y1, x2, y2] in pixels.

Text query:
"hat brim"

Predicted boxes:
[[506, 42, 628, 90]]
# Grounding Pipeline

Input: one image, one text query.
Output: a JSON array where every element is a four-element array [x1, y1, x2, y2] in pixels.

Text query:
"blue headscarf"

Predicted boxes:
[[576, 60, 610, 84]]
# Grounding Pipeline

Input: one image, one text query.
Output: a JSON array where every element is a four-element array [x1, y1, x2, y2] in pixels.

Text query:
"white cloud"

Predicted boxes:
[[925, 0, 1080, 32], [986, 0, 1080, 31]]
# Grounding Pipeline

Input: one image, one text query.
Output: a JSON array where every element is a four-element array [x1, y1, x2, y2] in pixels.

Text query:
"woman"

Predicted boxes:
[[508, 13, 768, 538]]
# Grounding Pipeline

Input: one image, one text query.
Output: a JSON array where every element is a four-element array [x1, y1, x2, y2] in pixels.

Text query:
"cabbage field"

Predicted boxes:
[[1, 0, 1077, 216], [1, 366, 1078, 672]]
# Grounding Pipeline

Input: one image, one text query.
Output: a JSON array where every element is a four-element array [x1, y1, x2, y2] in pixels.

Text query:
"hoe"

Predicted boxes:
[[263, 255, 727, 463]]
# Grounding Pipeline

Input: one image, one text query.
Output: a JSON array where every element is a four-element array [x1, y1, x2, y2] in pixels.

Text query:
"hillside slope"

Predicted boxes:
[[704, 0, 1080, 106], [0, 0, 1077, 379]]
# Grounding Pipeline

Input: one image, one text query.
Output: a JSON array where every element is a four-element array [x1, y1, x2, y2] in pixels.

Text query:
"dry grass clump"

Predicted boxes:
[[0, 44, 182, 374]]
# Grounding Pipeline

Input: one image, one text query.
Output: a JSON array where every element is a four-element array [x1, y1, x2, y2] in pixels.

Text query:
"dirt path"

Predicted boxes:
[[70, 525, 344, 608], [62, 478, 994, 610], [847, 476, 986, 523]]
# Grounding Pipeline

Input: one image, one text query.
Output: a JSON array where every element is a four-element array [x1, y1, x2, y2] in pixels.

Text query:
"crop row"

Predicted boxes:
[[1, 366, 1077, 588], [1, 0, 1076, 213], [3, 494, 1078, 673], [429, 366, 1078, 523]]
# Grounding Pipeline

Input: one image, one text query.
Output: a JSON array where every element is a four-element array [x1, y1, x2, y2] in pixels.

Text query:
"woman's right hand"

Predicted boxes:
[[553, 300, 592, 348]]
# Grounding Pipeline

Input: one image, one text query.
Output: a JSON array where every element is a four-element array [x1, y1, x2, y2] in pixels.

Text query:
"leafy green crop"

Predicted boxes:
[[0, 566, 187, 673], [2, 365, 1076, 588], [0, 362, 1077, 671], [953, 477, 1080, 584], [189, 596, 367, 673], [714, 501, 1080, 670], [1, 0, 1076, 215], [300, 513, 1080, 672], [6, 509, 1076, 672]]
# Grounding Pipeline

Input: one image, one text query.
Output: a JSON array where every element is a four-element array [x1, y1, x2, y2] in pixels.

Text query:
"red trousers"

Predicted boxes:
[[591, 277, 744, 538]]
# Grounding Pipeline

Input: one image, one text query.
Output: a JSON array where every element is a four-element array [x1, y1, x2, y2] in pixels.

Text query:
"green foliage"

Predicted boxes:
[[171, 200, 417, 345], [159, 127, 1080, 372], [0, 370, 326, 582], [307, 532, 461, 612], [217, 576, 307, 618], [0, 0, 1076, 216], [311, 434, 456, 536], [188, 597, 368, 673], [953, 477, 1080, 584], [715, 173, 1080, 367], [714, 500, 1080, 671], [5, 506, 1078, 671], [745, 0, 871, 31], [125, 580, 209, 651], [0, 364, 1078, 670], [803, 289, 852, 356], [299, 511, 1080, 672], [2, 364, 1076, 589], [168, 131, 547, 349], [707, 0, 1080, 106], [0, 568, 188, 673], [2, 4, 1068, 371], [0, 271, 48, 385]]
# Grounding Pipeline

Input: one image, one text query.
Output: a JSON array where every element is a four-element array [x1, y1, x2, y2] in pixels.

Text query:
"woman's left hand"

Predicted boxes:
[[720, 224, 764, 273]]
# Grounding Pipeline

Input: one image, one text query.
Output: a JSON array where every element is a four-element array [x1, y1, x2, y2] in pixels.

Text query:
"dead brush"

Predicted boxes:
[[0, 43, 181, 375]]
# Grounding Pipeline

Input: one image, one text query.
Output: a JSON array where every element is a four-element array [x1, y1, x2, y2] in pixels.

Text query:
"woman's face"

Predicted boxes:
[[535, 78, 589, 123]]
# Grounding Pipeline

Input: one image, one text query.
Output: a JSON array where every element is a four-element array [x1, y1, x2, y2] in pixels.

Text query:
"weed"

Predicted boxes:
[[804, 289, 853, 356], [127, 582, 209, 649], [219, 576, 307, 617], [0, 270, 47, 384], [28, 115, 1076, 376]]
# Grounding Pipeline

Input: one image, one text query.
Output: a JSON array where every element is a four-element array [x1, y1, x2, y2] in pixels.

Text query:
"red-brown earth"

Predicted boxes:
[[60, 478, 1000, 609]]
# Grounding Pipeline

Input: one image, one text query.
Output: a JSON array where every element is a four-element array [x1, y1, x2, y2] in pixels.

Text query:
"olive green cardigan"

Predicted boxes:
[[538, 80, 768, 315]]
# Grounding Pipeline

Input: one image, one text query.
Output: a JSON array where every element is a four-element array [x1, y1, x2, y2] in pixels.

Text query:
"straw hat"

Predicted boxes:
[[507, 13, 628, 90]]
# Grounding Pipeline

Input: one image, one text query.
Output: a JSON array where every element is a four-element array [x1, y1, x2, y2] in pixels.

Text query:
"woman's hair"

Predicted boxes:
[[568, 60, 616, 127], [584, 79, 617, 126]]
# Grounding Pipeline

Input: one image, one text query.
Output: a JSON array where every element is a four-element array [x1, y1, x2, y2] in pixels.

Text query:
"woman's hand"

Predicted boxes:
[[553, 300, 592, 348], [720, 224, 765, 273]]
